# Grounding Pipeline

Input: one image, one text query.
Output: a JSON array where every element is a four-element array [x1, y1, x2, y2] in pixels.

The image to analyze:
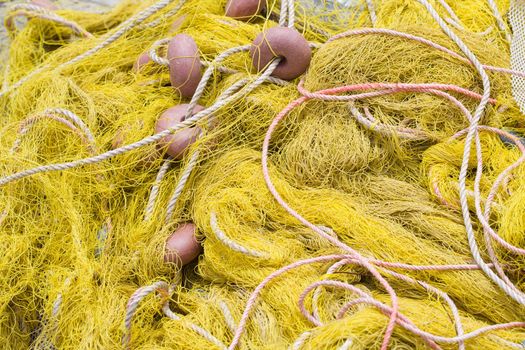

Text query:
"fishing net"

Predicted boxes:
[[1, 0, 525, 349]]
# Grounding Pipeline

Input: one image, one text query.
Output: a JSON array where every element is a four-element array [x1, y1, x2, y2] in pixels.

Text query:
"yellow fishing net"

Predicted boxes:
[[2, 0, 525, 349]]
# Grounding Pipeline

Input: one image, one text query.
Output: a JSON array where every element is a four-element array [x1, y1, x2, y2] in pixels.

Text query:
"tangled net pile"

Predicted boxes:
[[3, 0, 525, 348]]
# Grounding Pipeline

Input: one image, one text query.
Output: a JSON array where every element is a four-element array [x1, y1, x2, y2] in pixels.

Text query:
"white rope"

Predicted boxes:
[[443, 17, 465, 31], [9, 3, 54, 13], [0, 0, 176, 99], [94, 219, 111, 258], [185, 45, 251, 118], [149, 47, 265, 222], [144, 159, 172, 221], [290, 331, 313, 350], [210, 212, 267, 258], [157, 81, 250, 222], [6, 4, 93, 38], [417, 0, 525, 305], [218, 300, 238, 333], [202, 61, 237, 75], [287, 0, 295, 28], [0, 59, 279, 187], [146, 46, 250, 221], [46, 108, 96, 146], [164, 150, 199, 224], [311, 259, 353, 322], [348, 105, 427, 140], [488, 335, 525, 349], [11, 116, 78, 154], [138, 46, 281, 222], [437, 0, 463, 27], [155, 35, 236, 222], [279, 0, 288, 27], [51, 277, 72, 319], [141, 0, 187, 29], [337, 338, 354, 350], [317, 225, 340, 240], [124, 281, 169, 349], [0, 66, 46, 98], [162, 300, 228, 350], [486, 0, 512, 43], [34, 277, 72, 350], [10, 109, 97, 154], [62, 0, 175, 69], [141, 40, 289, 86], [149, 38, 171, 66]]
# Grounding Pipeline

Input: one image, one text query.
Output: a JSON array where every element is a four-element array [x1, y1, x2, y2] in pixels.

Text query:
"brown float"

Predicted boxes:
[[164, 222, 202, 266], [225, 0, 266, 20], [167, 34, 203, 98], [155, 104, 204, 159], [250, 27, 312, 80]]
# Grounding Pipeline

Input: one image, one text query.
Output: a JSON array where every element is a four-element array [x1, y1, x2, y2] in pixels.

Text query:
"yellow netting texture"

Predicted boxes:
[[1, 0, 525, 349]]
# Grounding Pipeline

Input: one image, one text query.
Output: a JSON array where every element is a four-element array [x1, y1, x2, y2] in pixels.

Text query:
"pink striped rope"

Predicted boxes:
[[297, 80, 498, 105], [230, 254, 517, 349], [226, 16, 525, 350], [240, 72, 525, 348]]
